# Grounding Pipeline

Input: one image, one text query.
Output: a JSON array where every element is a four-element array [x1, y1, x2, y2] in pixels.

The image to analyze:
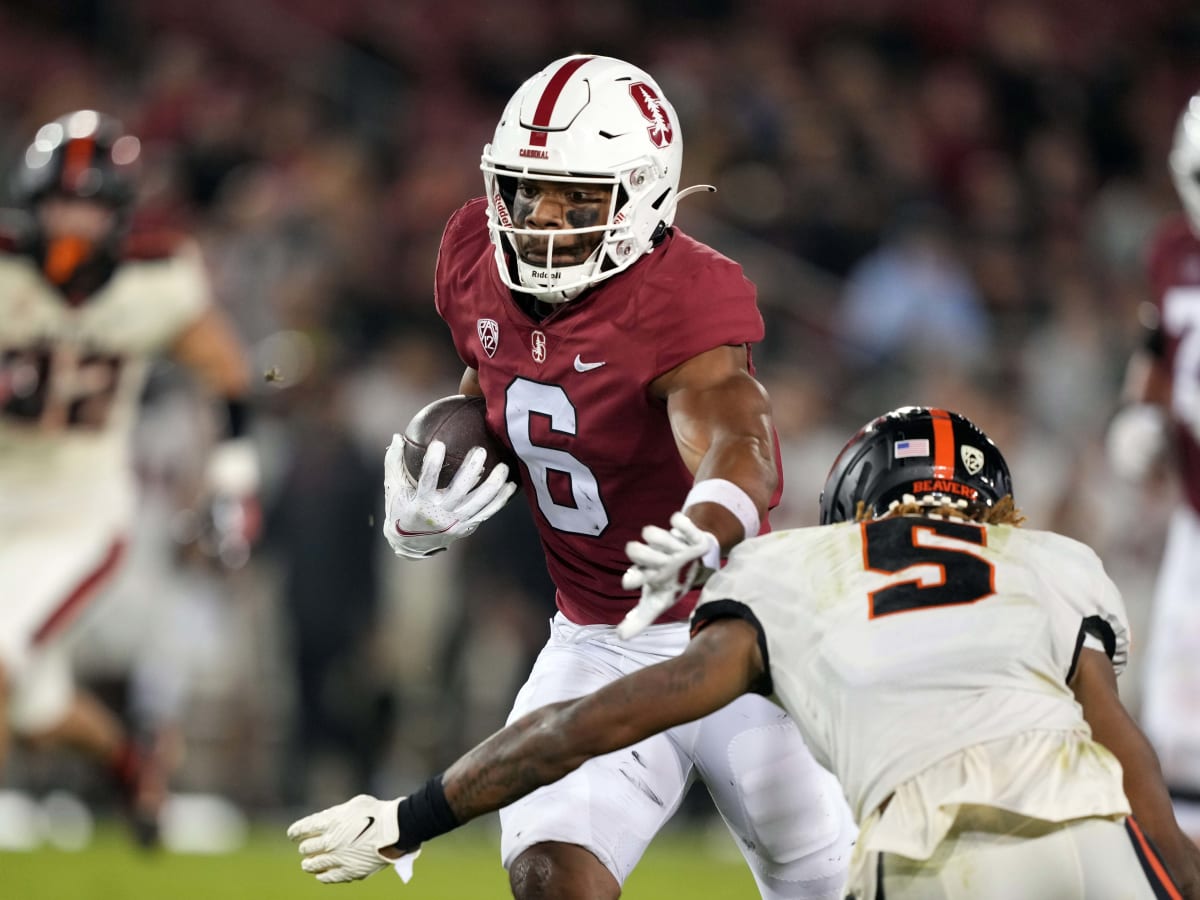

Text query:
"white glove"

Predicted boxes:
[[201, 437, 262, 569], [1106, 403, 1168, 482], [383, 435, 517, 559], [287, 794, 421, 884], [617, 512, 721, 640]]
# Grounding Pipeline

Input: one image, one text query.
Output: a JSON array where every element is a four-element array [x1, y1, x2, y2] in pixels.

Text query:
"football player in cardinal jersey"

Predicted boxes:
[[1107, 92, 1200, 840], [293, 408, 1200, 899], [0, 111, 257, 844], [361, 55, 856, 899]]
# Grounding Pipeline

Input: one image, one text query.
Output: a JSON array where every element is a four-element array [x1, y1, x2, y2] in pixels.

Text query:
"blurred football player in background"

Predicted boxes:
[[0, 110, 257, 843], [1107, 91, 1200, 842], [370, 54, 855, 899], [293, 407, 1200, 900]]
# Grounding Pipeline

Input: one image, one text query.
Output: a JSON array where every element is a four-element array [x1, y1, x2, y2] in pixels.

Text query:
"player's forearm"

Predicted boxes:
[[1076, 652, 1200, 895], [674, 384, 777, 548], [442, 643, 741, 824], [440, 700, 592, 823]]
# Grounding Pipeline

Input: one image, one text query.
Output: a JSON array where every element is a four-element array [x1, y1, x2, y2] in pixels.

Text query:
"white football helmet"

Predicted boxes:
[[1170, 93, 1200, 235], [481, 55, 709, 304]]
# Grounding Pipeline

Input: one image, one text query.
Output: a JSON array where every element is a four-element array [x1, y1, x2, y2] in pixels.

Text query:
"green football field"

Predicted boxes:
[[1, 820, 758, 899]]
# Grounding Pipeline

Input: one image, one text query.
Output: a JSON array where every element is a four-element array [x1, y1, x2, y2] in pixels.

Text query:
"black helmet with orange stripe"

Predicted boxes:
[[9, 111, 142, 297], [819, 406, 1013, 525], [11, 110, 140, 211]]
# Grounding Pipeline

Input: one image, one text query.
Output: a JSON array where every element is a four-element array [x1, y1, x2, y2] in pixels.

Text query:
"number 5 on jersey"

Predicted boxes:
[[863, 517, 996, 618]]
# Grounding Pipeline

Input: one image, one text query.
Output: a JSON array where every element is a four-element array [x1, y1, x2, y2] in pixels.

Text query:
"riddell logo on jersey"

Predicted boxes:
[[911, 479, 978, 501], [519, 148, 549, 159]]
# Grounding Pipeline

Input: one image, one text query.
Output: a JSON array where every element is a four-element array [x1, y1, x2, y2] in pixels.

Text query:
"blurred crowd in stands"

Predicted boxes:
[[2, 0, 1199, 820]]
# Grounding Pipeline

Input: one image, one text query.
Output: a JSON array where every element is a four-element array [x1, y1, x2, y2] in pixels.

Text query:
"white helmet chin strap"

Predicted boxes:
[[514, 256, 594, 304]]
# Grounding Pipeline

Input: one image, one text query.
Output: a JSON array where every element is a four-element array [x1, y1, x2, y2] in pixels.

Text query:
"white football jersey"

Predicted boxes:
[[696, 517, 1132, 842], [0, 242, 210, 523]]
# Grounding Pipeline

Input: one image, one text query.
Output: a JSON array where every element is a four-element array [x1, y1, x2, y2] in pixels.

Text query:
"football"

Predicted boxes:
[[401, 394, 514, 489]]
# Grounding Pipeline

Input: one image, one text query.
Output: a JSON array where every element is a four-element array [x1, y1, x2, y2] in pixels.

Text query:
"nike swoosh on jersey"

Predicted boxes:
[[573, 355, 607, 372]]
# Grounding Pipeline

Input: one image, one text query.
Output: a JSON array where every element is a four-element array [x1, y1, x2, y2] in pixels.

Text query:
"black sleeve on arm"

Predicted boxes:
[[394, 775, 459, 850], [691, 599, 773, 696], [1067, 615, 1118, 683]]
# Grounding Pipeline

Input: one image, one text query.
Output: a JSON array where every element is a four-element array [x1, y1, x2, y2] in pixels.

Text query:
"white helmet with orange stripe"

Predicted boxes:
[[481, 55, 709, 304]]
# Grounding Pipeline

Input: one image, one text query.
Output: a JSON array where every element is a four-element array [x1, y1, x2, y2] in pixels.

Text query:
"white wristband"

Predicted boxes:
[[683, 478, 761, 542]]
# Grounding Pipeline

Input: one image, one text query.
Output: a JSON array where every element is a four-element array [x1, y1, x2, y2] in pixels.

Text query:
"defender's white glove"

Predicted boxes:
[[384, 435, 516, 559], [1106, 403, 1168, 482], [618, 512, 721, 640], [288, 794, 421, 884]]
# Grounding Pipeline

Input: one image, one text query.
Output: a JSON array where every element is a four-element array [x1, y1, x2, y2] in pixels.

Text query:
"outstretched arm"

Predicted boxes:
[[443, 616, 762, 821], [1072, 647, 1200, 897], [288, 619, 765, 883]]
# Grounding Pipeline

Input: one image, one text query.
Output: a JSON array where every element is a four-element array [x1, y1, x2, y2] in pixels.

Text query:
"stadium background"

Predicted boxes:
[[2, 0, 1199, 896]]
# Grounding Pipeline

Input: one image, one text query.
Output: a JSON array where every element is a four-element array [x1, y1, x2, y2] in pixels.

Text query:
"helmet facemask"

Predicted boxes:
[[480, 55, 694, 305], [483, 161, 675, 304]]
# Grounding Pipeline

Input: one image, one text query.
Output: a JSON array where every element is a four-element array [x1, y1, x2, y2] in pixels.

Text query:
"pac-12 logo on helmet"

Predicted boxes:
[[819, 406, 1013, 525]]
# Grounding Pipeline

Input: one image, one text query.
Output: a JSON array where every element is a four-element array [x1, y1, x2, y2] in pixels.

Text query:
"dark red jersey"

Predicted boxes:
[[1147, 214, 1200, 515], [435, 197, 778, 625]]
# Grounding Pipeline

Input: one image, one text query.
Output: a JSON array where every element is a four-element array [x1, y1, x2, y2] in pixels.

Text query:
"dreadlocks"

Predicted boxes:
[[854, 495, 1025, 526]]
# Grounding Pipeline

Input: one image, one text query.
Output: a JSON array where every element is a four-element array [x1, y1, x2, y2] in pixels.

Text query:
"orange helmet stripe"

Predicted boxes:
[[930, 407, 956, 479], [61, 136, 95, 192]]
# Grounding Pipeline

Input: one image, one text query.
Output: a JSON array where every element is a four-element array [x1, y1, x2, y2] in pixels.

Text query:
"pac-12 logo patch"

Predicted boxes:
[[477, 318, 499, 358], [961, 445, 984, 475]]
